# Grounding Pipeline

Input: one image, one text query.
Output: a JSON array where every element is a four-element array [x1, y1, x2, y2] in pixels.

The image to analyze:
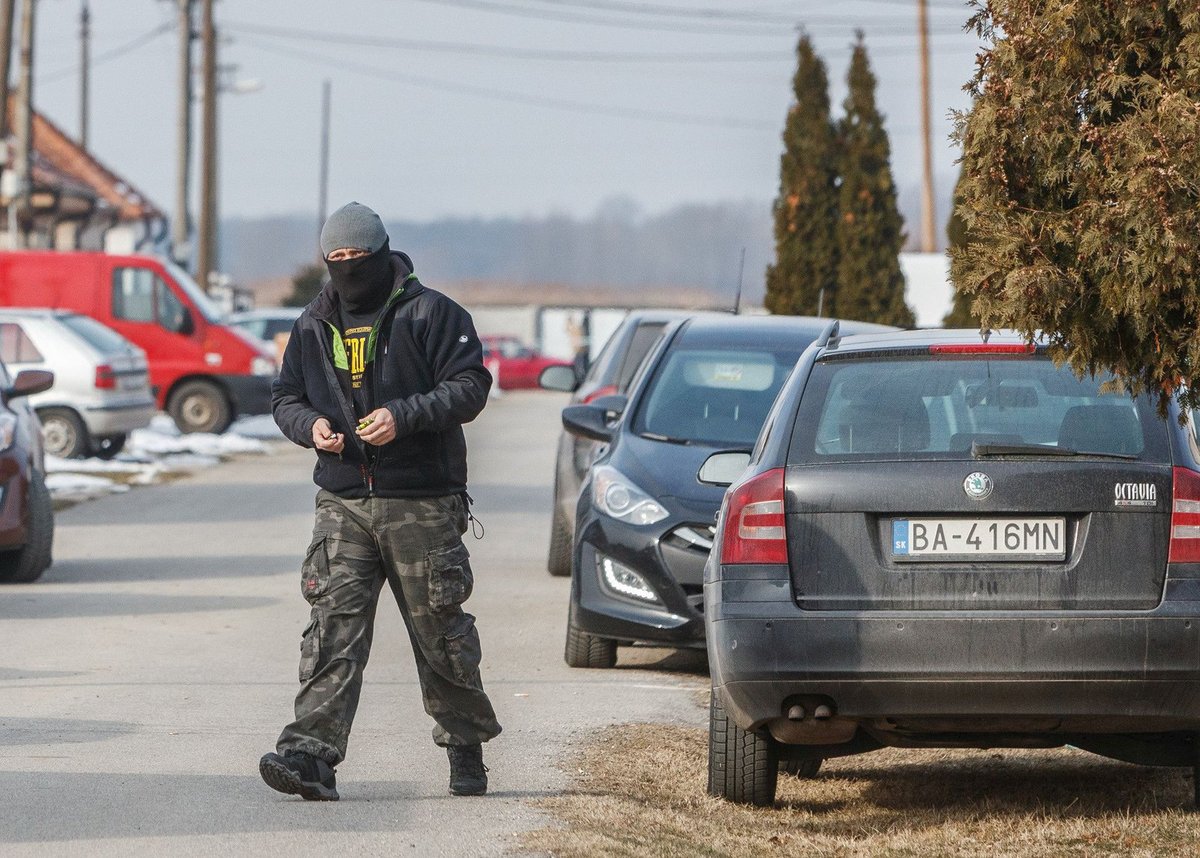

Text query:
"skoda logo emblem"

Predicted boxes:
[[963, 472, 993, 501]]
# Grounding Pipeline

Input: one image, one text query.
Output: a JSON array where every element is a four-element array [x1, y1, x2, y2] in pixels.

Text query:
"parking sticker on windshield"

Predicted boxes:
[[1114, 482, 1157, 507], [712, 364, 744, 383]]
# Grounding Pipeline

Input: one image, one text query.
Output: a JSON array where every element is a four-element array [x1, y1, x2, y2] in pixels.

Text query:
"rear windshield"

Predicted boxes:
[[633, 346, 801, 446], [791, 356, 1171, 463], [60, 313, 132, 355]]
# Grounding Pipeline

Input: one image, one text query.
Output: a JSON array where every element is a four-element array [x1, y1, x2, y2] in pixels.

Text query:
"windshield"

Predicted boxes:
[[162, 258, 224, 324], [632, 345, 801, 446], [791, 356, 1171, 463], [60, 313, 133, 354]]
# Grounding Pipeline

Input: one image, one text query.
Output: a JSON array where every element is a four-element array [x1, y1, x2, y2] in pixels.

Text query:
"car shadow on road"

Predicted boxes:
[[45, 554, 299, 584], [615, 646, 708, 676], [0, 591, 278, 620]]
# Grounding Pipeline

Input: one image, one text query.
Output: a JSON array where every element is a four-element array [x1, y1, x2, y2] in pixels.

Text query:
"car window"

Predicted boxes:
[[615, 322, 666, 391], [263, 319, 295, 339], [60, 313, 130, 354], [633, 347, 800, 446], [0, 322, 43, 363], [792, 356, 1170, 463], [112, 267, 157, 323]]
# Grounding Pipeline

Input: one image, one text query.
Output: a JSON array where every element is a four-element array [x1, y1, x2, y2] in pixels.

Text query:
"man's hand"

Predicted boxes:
[[312, 417, 345, 453], [356, 407, 397, 445]]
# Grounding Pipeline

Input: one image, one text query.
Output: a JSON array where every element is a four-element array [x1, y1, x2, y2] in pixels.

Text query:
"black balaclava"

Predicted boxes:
[[326, 239, 394, 313]]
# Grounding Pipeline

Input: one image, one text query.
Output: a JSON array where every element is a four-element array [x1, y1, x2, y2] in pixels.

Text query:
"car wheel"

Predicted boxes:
[[92, 434, 127, 460], [779, 757, 823, 778], [0, 470, 54, 583], [168, 380, 231, 434], [707, 688, 778, 806], [564, 617, 617, 668], [37, 407, 89, 459], [547, 507, 573, 577]]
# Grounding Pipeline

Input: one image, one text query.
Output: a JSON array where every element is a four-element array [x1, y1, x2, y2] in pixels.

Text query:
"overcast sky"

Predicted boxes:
[[31, 0, 983, 225]]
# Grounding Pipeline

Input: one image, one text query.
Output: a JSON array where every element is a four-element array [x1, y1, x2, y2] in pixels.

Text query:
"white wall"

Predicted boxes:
[[900, 252, 954, 328]]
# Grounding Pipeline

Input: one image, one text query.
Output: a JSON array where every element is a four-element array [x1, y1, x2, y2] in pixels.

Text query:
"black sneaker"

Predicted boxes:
[[447, 743, 488, 796], [259, 751, 339, 801]]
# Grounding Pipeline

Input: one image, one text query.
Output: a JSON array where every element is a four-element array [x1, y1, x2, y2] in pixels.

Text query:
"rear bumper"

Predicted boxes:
[[219, 373, 273, 417], [708, 565, 1200, 736], [81, 398, 156, 435]]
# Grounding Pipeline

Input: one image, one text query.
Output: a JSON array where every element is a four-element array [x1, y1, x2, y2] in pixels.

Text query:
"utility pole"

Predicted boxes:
[[173, 0, 192, 266], [916, 0, 936, 253], [0, 0, 15, 138], [13, 0, 34, 248], [78, 0, 88, 149], [316, 78, 329, 259], [196, 0, 215, 289]]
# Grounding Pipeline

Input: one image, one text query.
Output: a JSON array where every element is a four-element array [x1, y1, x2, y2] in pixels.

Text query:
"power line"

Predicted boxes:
[[238, 36, 778, 131], [38, 20, 173, 84], [517, 0, 968, 23]]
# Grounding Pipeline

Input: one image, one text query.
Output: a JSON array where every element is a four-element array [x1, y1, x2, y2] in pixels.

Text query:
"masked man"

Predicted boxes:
[[259, 202, 501, 801]]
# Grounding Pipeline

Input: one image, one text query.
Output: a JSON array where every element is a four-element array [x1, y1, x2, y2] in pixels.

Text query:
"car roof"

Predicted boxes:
[[821, 327, 1035, 356], [676, 314, 898, 349]]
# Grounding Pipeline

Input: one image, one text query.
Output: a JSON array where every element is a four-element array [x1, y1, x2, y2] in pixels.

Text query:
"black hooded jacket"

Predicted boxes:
[[272, 251, 492, 498]]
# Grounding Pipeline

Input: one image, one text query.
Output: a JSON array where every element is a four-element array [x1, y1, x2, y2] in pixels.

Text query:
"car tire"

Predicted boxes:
[[168, 380, 231, 434], [37, 408, 89, 459], [564, 618, 617, 668], [707, 688, 778, 806], [547, 507, 573, 577], [779, 757, 823, 778], [0, 470, 54, 583], [92, 434, 127, 460]]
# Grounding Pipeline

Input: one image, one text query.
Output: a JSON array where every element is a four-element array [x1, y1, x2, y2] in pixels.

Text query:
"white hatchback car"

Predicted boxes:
[[0, 309, 156, 458]]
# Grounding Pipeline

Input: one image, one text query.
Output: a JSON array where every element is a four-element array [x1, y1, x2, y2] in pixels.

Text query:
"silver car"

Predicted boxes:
[[0, 309, 155, 459]]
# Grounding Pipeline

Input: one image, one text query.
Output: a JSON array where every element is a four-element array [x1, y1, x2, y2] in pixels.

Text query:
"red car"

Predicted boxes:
[[481, 335, 572, 390]]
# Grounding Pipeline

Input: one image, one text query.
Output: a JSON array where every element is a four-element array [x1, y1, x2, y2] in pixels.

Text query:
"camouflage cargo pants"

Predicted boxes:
[[276, 489, 501, 765]]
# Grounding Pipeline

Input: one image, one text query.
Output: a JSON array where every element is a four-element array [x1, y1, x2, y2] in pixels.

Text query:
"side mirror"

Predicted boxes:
[[697, 451, 751, 487], [562, 402, 621, 443], [5, 369, 54, 400], [589, 394, 627, 415], [177, 306, 195, 336], [539, 364, 578, 393]]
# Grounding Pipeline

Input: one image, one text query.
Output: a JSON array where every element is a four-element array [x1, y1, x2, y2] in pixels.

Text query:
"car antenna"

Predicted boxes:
[[816, 319, 841, 348], [731, 247, 746, 315]]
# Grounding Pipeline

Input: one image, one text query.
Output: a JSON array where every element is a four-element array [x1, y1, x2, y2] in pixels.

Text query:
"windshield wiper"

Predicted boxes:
[[971, 441, 1137, 461], [640, 432, 690, 445]]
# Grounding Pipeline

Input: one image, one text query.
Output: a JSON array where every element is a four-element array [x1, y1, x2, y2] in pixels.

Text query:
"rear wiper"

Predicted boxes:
[[971, 441, 1137, 461], [640, 432, 690, 445]]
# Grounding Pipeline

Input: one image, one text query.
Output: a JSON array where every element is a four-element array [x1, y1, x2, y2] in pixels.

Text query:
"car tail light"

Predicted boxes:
[[1169, 467, 1200, 563], [720, 468, 787, 565], [582, 384, 618, 404], [94, 364, 116, 390], [929, 344, 1036, 355]]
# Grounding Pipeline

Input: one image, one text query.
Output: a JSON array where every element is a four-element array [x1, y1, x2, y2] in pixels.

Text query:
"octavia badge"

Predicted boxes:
[[963, 472, 993, 501]]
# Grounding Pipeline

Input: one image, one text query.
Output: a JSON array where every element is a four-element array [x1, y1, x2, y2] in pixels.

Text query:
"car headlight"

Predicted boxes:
[[0, 413, 14, 452], [592, 465, 668, 526], [251, 355, 277, 377]]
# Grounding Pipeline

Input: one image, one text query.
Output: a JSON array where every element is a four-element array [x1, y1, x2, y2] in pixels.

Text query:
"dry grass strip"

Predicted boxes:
[[524, 723, 1200, 857]]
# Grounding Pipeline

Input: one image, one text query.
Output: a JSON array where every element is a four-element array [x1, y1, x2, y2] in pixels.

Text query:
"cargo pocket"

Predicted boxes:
[[298, 613, 321, 683], [301, 532, 332, 603], [443, 613, 481, 684], [427, 542, 473, 610]]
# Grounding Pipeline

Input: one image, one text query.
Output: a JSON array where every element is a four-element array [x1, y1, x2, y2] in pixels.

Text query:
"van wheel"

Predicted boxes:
[[0, 471, 54, 583], [708, 689, 778, 806], [547, 507, 573, 577], [93, 434, 127, 460], [37, 408, 89, 459], [780, 757, 823, 778], [564, 618, 617, 668], [169, 380, 231, 434]]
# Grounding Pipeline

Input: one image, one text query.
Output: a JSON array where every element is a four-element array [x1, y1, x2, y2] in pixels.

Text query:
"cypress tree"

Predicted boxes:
[[942, 165, 978, 327], [951, 2, 1200, 410], [764, 35, 838, 317], [283, 263, 324, 308], [834, 35, 915, 328]]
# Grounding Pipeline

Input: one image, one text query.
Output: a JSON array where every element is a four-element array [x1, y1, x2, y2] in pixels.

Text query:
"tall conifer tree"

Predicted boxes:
[[764, 35, 838, 316], [834, 35, 914, 327], [952, 2, 1200, 410]]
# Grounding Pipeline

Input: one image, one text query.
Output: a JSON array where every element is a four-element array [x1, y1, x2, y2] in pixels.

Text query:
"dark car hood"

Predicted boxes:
[[610, 432, 739, 506]]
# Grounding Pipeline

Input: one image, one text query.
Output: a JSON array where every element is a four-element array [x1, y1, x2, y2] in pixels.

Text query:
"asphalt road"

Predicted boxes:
[[0, 390, 707, 857]]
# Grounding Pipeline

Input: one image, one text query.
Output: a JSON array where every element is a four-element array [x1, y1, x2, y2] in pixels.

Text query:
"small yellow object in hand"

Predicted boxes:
[[356, 417, 375, 431]]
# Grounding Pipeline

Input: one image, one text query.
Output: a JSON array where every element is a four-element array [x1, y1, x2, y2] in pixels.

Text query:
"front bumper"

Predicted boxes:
[[708, 565, 1200, 737], [219, 373, 273, 417]]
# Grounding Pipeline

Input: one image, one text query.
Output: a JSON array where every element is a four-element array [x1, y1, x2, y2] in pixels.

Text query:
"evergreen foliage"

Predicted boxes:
[[765, 35, 839, 317], [834, 35, 915, 328], [283, 264, 325, 308], [942, 165, 978, 327], [951, 1, 1200, 410]]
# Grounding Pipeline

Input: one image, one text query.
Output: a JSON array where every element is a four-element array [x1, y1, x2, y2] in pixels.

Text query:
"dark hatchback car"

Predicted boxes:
[[0, 362, 55, 583], [707, 326, 1200, 806], [540, 310, 695, 576], [562, 315, 893, 668]]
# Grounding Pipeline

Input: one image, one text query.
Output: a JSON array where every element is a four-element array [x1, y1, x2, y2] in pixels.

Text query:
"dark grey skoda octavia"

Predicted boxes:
[[706, 325, 1200, 806]]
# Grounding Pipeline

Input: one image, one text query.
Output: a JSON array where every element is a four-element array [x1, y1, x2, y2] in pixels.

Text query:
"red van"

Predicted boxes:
[[0, 251, 275, 434]]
